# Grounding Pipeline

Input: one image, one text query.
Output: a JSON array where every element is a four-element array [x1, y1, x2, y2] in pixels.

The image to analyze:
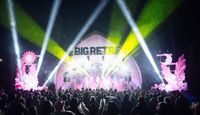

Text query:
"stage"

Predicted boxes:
[[55, 33, 142, 91]]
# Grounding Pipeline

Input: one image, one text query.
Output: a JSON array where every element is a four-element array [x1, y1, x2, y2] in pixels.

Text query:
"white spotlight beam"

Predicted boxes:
[[35, 0, 62, 78], [7, 0, 22, 75], [116, 0, 164, 83], [42, 0, 109, 87]]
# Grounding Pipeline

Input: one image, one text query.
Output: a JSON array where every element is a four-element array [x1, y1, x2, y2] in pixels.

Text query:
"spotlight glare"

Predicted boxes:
[[42, 0, 109, 87], [35, 0, 62, 78], [103, 53, 124, 78], [7, 0, 22, 75], [116, 0, 163, 83]]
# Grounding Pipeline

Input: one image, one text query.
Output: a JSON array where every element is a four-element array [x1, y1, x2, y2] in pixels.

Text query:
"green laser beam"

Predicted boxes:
[[119, 0, 181, 58], [0, 0, 66, 60], [108, 0, 140, 47]]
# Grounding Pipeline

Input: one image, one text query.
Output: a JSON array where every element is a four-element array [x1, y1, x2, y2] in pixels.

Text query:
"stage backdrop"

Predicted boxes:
[[55, 32, 142, 91]]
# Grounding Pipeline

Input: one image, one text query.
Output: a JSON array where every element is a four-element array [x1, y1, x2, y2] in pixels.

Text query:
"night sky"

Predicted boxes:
[[0, 0, 200, 92]]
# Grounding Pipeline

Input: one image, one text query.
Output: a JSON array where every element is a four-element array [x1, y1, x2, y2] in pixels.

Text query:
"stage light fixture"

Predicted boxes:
[[116, 0, 163, 82], [7, 0, 22, 75], [36, 0, 62, 78], [42, 0, 109, 87]]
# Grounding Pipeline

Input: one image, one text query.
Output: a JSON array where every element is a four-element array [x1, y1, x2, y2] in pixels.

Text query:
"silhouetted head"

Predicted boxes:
[[123, 94, 129, 101], [70, 98, 78, 108], [41, 100, 54, 115], [90, 96, 96, 103]]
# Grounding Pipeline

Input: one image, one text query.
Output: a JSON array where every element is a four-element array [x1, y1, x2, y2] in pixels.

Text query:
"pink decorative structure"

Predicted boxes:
[[153, 54, 187, 91], [15, 51, 39, 90]]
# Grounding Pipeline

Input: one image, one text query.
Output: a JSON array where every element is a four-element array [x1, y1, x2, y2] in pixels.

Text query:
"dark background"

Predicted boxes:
[[0, 0, 200, 94]]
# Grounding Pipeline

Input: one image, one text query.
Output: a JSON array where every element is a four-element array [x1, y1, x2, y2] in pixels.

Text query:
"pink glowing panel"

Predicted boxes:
[[15, 51, 39, 90], [153, 54, 187, 91], [55, 32, 142, 91], [22, 51, 37, 64], [157, 54, 173, 65]]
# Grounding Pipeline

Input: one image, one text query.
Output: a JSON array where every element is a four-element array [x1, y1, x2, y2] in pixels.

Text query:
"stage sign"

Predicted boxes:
[[70, 46, 120, 55]]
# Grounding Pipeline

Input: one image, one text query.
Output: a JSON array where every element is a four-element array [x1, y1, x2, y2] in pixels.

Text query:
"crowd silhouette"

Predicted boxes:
[[0, 88, 199, 115]]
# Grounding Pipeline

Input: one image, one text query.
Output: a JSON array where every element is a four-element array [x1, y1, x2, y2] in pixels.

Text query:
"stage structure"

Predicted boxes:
[[153, 54, 187, 91], [15, 51, 39, 90], [55, 32, 142, 91]]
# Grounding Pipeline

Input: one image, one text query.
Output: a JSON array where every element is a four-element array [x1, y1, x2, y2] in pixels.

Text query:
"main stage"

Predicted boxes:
[[55, 32, 142, 91]]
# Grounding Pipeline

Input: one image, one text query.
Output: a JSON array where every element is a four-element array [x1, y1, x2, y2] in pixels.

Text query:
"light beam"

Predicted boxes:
[[35, 0, 62, 78], [0, 0, 66, 60], [108, 0, 140, 47], [116, 0, 163, 82], [7, 0, 22, 75], [42, 0, 109, 87], [122, 0, 181, 56]]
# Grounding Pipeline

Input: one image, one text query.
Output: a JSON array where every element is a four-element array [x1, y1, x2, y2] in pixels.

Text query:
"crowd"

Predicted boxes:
[[0, 88, 199, 115]]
